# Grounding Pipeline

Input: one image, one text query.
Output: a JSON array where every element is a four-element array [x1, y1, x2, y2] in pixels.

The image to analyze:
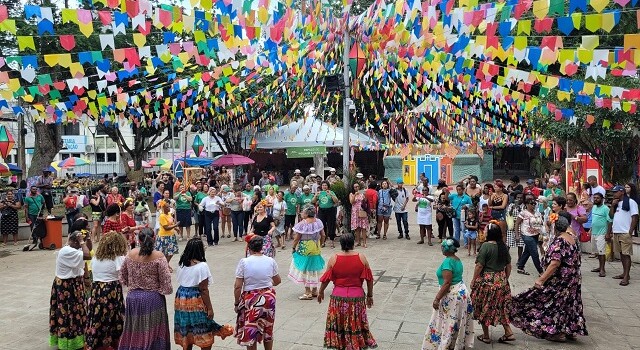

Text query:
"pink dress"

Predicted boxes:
[[350, 192, 368, 230]]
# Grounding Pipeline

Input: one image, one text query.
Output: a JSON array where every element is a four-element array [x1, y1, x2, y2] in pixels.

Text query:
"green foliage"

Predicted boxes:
[[529, 74, 640, 183]]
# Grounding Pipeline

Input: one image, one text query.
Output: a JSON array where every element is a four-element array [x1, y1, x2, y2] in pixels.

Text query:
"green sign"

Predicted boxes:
[[287, 146, 327, 158]]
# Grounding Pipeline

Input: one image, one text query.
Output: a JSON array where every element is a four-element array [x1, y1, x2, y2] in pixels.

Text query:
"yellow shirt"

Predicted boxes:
[[158, 213, 174, 237]]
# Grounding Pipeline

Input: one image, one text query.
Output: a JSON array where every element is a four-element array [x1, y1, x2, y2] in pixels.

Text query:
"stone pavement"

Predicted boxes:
[[1, 210, 640, 350]]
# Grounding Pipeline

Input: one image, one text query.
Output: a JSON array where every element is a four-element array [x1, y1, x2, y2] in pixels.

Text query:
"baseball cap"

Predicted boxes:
[[303, 185, 310, 190], [294, 169, 301, 174], [612, 185, 625, 192], [310, 167, 315, 171], [356, 173, 364, 178], [396, 178, 404, 184], [329, 168, 335, 172], [526, 179, 534, 184]]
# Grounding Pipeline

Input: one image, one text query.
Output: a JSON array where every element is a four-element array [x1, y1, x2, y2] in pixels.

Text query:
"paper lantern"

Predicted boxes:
[[0, 125, 15, 160], [349, 42, 366, 78], [192, 135, 204, 156]]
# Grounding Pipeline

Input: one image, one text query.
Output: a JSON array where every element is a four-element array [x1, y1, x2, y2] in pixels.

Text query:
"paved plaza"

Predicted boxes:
[[1, 210, 640, 350]]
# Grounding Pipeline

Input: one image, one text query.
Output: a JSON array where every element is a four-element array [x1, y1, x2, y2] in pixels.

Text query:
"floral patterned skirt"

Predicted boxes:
[[155, 235, 179, 256], [85, 281, 124, 350], [235, 288, 276, 346], [324, 292, 377, 350], [49, 276, 86, 350], [510, 275, 588, 339], [421, 282, 474, 350], [174, 286, 234, 348], [471, 271, 512, 327]]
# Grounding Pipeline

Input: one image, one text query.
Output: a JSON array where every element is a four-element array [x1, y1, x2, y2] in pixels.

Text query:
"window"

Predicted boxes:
[[63, 123, 80, 135], [107, 153, 117, 162], [96, 153, 106, 162]]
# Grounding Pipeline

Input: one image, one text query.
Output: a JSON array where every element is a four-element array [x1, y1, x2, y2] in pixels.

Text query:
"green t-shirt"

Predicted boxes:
[[194, 191, 207, 206], [476, 242, 511, 273], [543, 187, 562, 199], [299, 193, 314, 207], [263, 184, 279, 193], [284, 192, 300, 215], [242, 190, 254, 199], [590, 204, 612, 236], [25, 194, 45, 216], [317, 190, 336, 209], [436, 257, 463, 286], [174, 192, 192, 210]]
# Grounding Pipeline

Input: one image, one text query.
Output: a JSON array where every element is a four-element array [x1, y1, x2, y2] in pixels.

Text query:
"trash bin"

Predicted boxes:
[[42, 216, 64, 250]]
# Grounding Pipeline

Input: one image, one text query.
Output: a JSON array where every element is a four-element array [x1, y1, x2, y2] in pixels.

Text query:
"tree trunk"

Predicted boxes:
[[28, 122, 62, 177]]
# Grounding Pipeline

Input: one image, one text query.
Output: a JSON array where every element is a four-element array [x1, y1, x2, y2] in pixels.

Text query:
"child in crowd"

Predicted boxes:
[[477, 203, 492, 250], [464, 208, 478, 256]]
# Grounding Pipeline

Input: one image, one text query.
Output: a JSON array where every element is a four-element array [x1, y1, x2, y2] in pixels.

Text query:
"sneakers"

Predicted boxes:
[[397, 233, 403, 239], [405, 235, 411, 240]]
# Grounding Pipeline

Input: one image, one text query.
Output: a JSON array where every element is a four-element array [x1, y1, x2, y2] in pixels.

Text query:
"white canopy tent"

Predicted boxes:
[[250, 118, 380, 149]]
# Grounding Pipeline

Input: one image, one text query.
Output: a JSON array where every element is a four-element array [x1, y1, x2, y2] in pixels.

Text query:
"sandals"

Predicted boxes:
[[382, 235, 387, 240], [476, 335, 491, 344], [612, 275, 625, 280], [417, 241, 425, 245], [517, 269, 530, 275], [498, 334, 516, 343], [620, 280, 630, 286], [590, 268, 600, 272], [298, 294, 313, 300]]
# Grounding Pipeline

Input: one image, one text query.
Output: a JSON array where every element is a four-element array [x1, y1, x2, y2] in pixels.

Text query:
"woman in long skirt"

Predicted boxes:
[[471, 223, 515, 344], [422, 239, 474, 350], [49, 231, 91, 350], [234, 236, 282, 349], [318, 234, 377, 349], [119, 229, 173, 350], [86, 231, 128, 350], [510, 215, 587, 342], [175, 238, 233, 349]]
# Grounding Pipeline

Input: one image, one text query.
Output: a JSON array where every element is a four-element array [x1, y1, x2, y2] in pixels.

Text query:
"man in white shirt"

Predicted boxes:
[[393, 179, 410, 240], [606, 185, 639, 286], [587, 175, 606, 203]]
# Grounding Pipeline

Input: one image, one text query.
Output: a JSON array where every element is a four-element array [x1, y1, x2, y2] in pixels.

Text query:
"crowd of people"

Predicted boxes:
[[8, 164, 639, 349]]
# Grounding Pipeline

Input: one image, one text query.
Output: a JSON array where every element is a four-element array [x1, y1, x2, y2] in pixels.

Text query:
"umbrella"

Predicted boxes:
[[75, 173, 92, 178], [149, 158, 170, 167], [128, 160, 152, 168], [47, 164, 59, 173], [175, 157, 215, 167], [8, 163, 22, 175], [58, 157, 90, 168], [212, 154, 255, 167], [0, 163, 11, 176]]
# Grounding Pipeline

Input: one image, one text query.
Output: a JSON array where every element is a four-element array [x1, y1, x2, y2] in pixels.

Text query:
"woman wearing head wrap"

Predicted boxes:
[[510, 213, 588, 343], [421, 238, 474, 350]]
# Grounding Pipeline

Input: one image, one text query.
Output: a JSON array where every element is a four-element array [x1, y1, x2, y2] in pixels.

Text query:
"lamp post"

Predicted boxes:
[[86, 124, 98, 176], [342, 20, 350, 182]]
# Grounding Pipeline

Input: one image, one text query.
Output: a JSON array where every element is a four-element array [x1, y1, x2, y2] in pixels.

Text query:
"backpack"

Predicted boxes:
[[361, 195, 369, 211], [64, 196, 77, 209], [389, 188, 399, 200]]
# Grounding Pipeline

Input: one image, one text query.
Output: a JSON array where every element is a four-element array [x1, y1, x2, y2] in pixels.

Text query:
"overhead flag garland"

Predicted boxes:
[[0, 0, 639, 149]]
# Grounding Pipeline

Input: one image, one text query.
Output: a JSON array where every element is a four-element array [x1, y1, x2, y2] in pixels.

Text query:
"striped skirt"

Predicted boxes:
[[118, 289, 170, 350], [85, 281, 124, 350], [174, 286, 234, 348], [49, 276, 86, 350]]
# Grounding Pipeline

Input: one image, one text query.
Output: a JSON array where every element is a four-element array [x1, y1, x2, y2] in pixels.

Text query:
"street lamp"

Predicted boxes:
[[86, 124, 98, 176]]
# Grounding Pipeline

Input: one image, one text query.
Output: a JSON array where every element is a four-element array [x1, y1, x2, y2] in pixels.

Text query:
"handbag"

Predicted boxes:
[[222, 207, 232, 216], [506, 215, 515, 230], [358, 210, 368, 218], [578, 226, 591, 243]]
